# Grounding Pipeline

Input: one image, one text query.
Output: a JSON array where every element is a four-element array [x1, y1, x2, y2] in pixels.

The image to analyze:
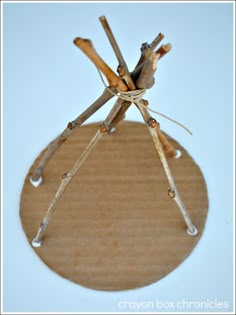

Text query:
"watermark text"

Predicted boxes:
[[118, 299, 230, 311]]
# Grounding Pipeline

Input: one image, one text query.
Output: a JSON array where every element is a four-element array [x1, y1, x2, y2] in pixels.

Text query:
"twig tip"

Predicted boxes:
[[99, 15, 106, 21]]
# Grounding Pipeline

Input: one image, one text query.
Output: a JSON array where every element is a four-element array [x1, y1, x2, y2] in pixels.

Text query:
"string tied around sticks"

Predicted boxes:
[[96, 68, 192, 135], [115, 89, 147, 103]]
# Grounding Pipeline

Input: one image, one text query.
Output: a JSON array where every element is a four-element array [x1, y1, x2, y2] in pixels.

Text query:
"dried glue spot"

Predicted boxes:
[[32, 238, 42, 248], [187, 225, 198, 236], [30, 176, 43, 187], [109, 127, 116, 134], [174, 149, 182, 159]]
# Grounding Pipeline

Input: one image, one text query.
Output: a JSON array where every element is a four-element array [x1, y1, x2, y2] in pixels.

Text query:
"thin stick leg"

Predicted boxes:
[[136, 102, 198, 236], [32, 98, 124, 247], [157, 129, 177, 158], [99, 15, 136, 91], [31, 130, 102, 247], [108, 100, 131, 133], [133, 100, 177, 156], [30, 88, 116, 186]]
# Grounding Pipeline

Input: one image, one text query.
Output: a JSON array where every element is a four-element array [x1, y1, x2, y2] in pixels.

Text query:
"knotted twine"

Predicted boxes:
[[96, 68, 192, 135]]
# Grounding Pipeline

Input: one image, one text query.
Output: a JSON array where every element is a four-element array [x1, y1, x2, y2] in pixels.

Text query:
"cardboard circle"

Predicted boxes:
[[20, 121, 208, 291]]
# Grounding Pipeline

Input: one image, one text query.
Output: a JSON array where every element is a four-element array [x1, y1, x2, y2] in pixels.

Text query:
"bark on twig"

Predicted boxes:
[[135, 53, 160, 89], [135, 32, 164, 69], [99, 16, 136, 91], [74, 37, 128, 91], [32, 97, 127, 246], [155, 43, 172, 59], [109, 100, 132, 132], [135, 102, 197, 235], [31, 88, 116, 182], [117, 66, 136, 91], [99, 16, 127, 72], [150, 32, 165, 51], [132, 38, 171, 81], [31, 16, 198, 247]]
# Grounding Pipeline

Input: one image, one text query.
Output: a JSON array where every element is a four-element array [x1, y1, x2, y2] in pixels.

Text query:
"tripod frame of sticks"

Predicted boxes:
[[30, 16, 198, 248]]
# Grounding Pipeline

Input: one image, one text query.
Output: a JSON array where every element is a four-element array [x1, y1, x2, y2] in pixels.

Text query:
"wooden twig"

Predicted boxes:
[[30, 88, 116, 183], [135, 101, 198, 236], [98, 15, 136, 129], [157, 130, 177, 157], [102, 98, 125, 125], [117, 66, 136, 91], [99, 16, 128, 72], [32, 98, 125, 247], [31, 17, 198, 246], [150, 32, 165, 51], [135, 53, 160, 89], [135, 32, 164, 69], [131, 43, 171, 87], [134, 99, 177, 157], [32, 130, 103, 247], [74, 37, 128, 91], [108, 100, 131, 132], [132, 40, 171, 81], [99, 15, 136, 91], [155, 43, 172, 59]]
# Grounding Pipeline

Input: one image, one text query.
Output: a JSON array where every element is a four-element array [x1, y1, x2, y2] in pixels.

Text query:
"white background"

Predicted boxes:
[[2, 1, 234, 313]]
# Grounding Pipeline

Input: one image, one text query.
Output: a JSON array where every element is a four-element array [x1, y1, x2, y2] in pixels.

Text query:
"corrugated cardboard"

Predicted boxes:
[[20, 121, 208, 291]]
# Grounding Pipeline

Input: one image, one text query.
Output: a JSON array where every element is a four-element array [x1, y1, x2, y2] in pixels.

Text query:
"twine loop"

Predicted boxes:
[[96, 67, 192, 135], [115, 89, 147, 104]]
